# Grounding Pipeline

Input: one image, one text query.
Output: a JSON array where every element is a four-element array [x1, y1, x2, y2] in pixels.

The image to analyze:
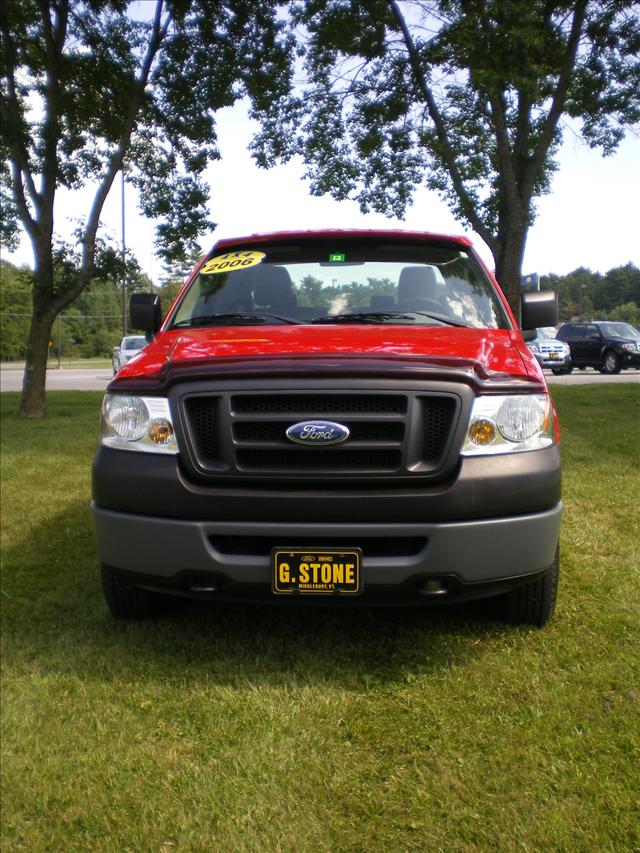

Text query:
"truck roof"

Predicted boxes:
[[211, 228, 474, 251]]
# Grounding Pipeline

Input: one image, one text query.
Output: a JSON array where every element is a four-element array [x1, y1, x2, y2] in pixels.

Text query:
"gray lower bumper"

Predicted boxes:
[[92, 502, 562, 586]]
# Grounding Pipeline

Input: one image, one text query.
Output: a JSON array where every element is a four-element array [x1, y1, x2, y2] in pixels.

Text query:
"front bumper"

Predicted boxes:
[[92, 502, 562, 602], [533, 352, 571, 369], [621, 350, 640, 368]]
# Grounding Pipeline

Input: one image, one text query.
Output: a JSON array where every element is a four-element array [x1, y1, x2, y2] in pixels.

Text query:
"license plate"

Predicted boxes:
[[272, 549, 362, 595], [550, 352, 559, 360]]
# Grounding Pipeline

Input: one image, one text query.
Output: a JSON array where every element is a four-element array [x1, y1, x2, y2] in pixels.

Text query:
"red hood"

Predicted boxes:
[[114, 324, 543, 388]]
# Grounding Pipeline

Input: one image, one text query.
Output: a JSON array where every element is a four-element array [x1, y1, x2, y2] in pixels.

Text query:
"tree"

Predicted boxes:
[[1, 0, 291, 416], [251, 0, 640, 313]]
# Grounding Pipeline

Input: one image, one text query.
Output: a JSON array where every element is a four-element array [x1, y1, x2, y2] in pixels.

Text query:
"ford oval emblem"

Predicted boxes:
[[286, 420, 350, 446]]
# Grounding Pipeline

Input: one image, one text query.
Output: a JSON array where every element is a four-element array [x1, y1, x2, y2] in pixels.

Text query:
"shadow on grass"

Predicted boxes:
[[2, 500, 510, 689]]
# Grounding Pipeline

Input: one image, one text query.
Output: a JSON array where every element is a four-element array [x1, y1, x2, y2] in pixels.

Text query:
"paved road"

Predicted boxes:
[[1, 366, 638, 392], [0, 368, 113, 392]]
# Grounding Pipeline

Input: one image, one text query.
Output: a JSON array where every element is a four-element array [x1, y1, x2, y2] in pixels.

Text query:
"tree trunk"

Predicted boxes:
[[20, 297, 55, 418], [493, 225, 528, 319]]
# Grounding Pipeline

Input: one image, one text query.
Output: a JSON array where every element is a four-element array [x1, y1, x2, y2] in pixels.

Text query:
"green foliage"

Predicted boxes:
[[251, 0, 640, 302], [542, 262, 640, 323], [0, 262, 31, 360], [1, 0, 292, 265], [0, 253, 156, 361]]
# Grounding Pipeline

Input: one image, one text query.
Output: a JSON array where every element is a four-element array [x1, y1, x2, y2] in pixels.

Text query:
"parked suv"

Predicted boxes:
[[93, 230, 562, 627], [555, 321, 640, 374], [526, 327, 571, 373]]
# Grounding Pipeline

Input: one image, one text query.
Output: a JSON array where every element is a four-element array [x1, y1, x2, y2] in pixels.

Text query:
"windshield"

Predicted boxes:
[[599, 322, 640, 339], [123, 336, 146, 350], [536, 327, 558, 340], [169, 240, 509, 330]]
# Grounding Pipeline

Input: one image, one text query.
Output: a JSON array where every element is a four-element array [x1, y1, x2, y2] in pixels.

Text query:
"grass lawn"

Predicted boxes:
[[1, 387, 639, 852]]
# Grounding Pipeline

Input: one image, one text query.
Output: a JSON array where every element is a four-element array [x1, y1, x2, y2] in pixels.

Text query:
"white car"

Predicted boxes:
[[526, 327, 571, 371], [112, 335, 147, 375]]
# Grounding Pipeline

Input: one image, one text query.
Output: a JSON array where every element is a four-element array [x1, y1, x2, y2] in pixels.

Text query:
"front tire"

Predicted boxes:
[[600, 351, 620, 374], [101, 565, 166, 619], [501, 547, 559, 627]]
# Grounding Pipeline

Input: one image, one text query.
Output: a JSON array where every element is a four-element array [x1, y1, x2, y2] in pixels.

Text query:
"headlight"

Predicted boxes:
[[462, 394, 555, 456], [100, 394, 178, 454], [621, 342, 636, 352], [528, 342, 540, 353]]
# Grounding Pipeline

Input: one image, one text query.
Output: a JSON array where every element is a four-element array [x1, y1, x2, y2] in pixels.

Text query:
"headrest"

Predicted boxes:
[[397, 266, 439, 301], [252, 266, 296, 309], [370, 293, 396, 309]]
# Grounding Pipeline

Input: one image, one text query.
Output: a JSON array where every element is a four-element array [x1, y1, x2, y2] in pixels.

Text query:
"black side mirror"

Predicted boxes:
[[129, 293, 162, 338], [521, 290, 558, 333]]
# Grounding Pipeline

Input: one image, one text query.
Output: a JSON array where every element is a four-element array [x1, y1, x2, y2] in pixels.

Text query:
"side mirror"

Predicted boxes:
[[521, 290, 558, 332], [130, 293, 162, 338]]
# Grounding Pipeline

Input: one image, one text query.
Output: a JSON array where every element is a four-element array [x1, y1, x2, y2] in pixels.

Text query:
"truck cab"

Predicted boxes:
[[92, 230, 561, 625]]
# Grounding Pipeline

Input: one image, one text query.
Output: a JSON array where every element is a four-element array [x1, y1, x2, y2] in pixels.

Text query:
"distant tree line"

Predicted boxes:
[[541, 263, 640, 326]]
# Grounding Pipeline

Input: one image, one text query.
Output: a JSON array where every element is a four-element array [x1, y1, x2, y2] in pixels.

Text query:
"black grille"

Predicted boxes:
[[184, 397, 220, 462], [181, 388, 460, 478], [236, 448, 401, 471], [232, 394, 407, 414], [233, 421, 405, 444], [422, 397, 457, 462]]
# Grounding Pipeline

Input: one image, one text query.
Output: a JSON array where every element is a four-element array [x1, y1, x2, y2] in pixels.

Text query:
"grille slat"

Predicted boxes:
[[233, 421, 405, 445], [232, 394, 407, 415], [237, 448, 402, 471]]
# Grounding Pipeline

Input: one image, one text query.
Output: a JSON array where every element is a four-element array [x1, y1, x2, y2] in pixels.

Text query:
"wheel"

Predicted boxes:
[[601, 351, 620, 374], [101, 565, 166, 619], [551, 365, 572, 375], [501, 546, 559, 627]]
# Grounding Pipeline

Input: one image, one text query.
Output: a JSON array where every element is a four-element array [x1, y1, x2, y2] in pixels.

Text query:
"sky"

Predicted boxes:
[[4, 99, 640, 283]]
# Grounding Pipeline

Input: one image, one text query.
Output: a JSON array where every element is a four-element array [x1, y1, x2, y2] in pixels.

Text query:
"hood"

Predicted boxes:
[[114, 324, 541, 388]]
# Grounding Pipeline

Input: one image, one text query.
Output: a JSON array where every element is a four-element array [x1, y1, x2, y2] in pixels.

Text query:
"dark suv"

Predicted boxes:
[[555, 321, 640, 374]]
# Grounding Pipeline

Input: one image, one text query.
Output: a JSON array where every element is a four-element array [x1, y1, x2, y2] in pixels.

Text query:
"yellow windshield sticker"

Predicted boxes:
[[200, 250, 265, 275]]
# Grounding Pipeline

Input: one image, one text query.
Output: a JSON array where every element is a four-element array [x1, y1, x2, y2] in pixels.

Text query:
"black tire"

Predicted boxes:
[[101, 565, 165, 619], [551, 365, 573, 375], [601, 350, 620, 374], [501, 546, 559, 627]]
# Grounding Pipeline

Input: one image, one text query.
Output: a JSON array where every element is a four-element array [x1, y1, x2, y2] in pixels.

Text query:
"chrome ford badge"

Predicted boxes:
[[286, 420, 350, 446]]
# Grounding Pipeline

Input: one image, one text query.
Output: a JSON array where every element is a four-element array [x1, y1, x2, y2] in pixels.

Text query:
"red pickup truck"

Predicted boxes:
[[92, 229, 561, 626]]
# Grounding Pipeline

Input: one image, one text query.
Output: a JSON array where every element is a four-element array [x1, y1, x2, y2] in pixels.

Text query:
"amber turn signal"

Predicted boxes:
[[148, 418, 174, 446], [469, 418, 496, 446]]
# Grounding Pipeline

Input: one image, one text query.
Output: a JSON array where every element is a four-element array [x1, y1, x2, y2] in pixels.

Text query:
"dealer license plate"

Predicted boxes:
[[272, 549, 362, 595]]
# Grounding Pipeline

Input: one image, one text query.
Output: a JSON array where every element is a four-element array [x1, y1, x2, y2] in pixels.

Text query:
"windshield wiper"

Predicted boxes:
[[171, 312, 301, 328], [311, 310, 468, 327], [311, 311, 415, 325], [410, 311, 469, 328]]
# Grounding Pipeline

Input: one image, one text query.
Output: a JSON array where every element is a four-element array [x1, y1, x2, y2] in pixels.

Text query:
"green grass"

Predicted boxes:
[[1, 387, 639, 852]]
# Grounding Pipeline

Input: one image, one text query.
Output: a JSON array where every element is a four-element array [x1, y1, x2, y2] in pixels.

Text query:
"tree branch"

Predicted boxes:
[[388, 0, 497, 251], [38, 0, 69, 235], [52, 0, 171, 314], [0, 8, 42, 234], [522, 0, 588, 198], [487, 89, 520, 214]]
